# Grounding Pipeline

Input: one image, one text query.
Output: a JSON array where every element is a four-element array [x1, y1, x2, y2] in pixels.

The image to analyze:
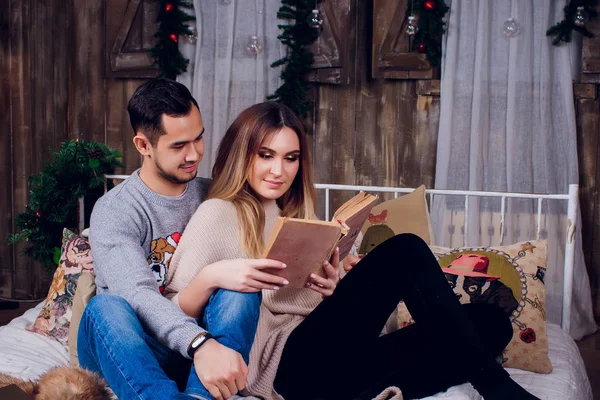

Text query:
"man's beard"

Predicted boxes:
[[155, 160, 196, 185]]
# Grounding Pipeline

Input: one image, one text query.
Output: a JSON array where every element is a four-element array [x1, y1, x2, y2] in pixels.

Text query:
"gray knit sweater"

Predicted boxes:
[[89, 169, 210, 358]]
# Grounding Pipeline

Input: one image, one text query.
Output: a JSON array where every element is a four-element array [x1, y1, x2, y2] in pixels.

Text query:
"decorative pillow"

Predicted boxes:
[[357, 186, 432, 334], [396, 240, 552, 373], [68, 272, 96, 366], [360, 185, 433, 256], [28, 228, 95, 347]]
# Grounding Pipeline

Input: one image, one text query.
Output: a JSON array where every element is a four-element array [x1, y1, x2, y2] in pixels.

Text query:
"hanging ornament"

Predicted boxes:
[[573, 6, 589, 27], [423, 0, 436, 11], [308, 9, 324, 30], [246, 35, 263, 56], [503, 17, 519, 38], [165, 3, 174, 12], [35, 210, 41, 218], [406, 15, 418, 36], [186, 28, 198, 44], [169, 33, 178, 43], [218, 0, 232, 4], [417, 43, 427, 53]]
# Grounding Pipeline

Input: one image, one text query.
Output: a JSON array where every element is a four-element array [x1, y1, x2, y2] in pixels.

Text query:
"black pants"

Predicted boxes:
[[273, 234, 513, 400]]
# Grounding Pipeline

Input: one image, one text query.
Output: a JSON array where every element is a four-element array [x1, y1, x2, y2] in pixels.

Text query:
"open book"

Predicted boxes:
[[262, 192, 378, 288]]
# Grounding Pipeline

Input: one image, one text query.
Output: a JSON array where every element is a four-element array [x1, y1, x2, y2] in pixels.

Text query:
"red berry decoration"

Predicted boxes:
[[424, 0, 436, 11], [169, 33, 178, 43], [165, 3, 174, 12], [520, 328, 537, 344], [417, 43, 427, 53]]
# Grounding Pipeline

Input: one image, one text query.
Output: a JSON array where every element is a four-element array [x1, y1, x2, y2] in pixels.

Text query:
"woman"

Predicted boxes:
[[166, 102, 538, 400]]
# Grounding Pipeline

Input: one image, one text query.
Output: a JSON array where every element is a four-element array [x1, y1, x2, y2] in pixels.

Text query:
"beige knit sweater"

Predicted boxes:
[[164, 198, 323, 400]]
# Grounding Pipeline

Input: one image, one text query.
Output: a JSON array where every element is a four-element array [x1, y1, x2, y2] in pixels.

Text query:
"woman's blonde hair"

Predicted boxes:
[[209, 102, 317, 258]]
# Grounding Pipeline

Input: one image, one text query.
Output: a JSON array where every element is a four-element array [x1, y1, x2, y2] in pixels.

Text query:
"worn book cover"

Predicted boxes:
[[262, 192, 378, 288]]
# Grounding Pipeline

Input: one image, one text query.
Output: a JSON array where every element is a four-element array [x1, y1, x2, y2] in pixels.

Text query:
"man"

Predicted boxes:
[[78, 79, 263, 400]]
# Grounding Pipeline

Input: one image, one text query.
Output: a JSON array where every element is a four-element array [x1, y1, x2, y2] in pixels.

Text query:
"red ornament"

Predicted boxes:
[[165, 3, 174, 12], [169, 33, 178, 43], [35, 211, 41, 218], [417, 43, 427, 53], [424, 0, 436, 11], [520, 328, 537, 344]]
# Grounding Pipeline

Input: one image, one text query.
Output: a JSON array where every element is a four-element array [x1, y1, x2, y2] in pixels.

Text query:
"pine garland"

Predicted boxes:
[[6, 140, 124, 270], [151, 0, 196, 79], [405, 0, 450, 67], [268, 0, 322, 118], [547, 0, 597, 45]]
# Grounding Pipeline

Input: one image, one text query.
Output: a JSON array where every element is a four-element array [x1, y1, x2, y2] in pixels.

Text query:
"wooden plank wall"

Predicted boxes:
[[311, 0, 440, 217], [0, 0, 13, 299], [578, 16, 600, 321], [576, 84, 600, 319], [1, 0, 73, 299], [1, 0, 143, 299]]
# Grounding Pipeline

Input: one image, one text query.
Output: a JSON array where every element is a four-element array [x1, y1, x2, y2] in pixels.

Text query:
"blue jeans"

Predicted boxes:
[[78, 290, 261, 400]]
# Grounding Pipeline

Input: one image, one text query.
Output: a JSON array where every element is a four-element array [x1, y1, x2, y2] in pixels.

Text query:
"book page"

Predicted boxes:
[[333, 192, 378, 222], [335, 194, 378, 259], [333, 192, 369, 220]]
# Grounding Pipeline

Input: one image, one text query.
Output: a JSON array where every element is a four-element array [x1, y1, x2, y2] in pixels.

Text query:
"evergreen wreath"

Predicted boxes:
[[268, 0, 322, 118], [6, 140, 124, 270], [405, 0, 450, 67], [151, 0, 196, 79], [547, 0, 597, 45]]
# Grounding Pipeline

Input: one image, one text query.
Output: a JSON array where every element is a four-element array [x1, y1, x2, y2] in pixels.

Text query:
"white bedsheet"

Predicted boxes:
[[0, 303, 69, 380], [0, 303, 592, 399], [420, 323, 593, 399]]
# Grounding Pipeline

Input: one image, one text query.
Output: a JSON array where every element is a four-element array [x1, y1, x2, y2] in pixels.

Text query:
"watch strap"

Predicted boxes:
[[187, 331, 213, 358]]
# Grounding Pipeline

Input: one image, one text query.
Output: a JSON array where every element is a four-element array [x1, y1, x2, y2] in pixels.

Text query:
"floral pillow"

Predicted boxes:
[[395, 240, 552, 374], [28, 228, 95, 347]]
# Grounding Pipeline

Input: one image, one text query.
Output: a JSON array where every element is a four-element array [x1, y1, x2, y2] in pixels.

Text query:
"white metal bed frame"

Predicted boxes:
[[99, 175, 578, 334]]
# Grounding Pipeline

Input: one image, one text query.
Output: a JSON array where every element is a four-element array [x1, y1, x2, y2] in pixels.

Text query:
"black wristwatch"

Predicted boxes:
[[187, 331, 214, 358]]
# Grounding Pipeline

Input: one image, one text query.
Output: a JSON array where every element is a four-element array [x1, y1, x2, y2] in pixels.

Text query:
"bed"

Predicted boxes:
[[0, 304, 591, 399], [0, 180, 593, 399]]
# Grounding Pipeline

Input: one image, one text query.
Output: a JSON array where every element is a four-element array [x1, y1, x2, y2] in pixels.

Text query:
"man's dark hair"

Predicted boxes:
[[127, 78, 199, 146]]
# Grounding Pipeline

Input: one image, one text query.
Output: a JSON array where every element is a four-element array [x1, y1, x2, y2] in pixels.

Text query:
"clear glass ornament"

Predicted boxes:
[[218, 0, 232, 4], [186, 28, 198, 44], [574, 6, 588, 27], [246, 35, 263, 56], [308, 9, 324, 30], [406, 16, 418, 36], [503, 17, 519, 38]]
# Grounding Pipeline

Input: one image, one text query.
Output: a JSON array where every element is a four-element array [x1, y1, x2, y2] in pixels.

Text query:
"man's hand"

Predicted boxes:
[[306, 247, 341, 298], [203, 258, 289, 292], [193, 339, 248, 400]]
